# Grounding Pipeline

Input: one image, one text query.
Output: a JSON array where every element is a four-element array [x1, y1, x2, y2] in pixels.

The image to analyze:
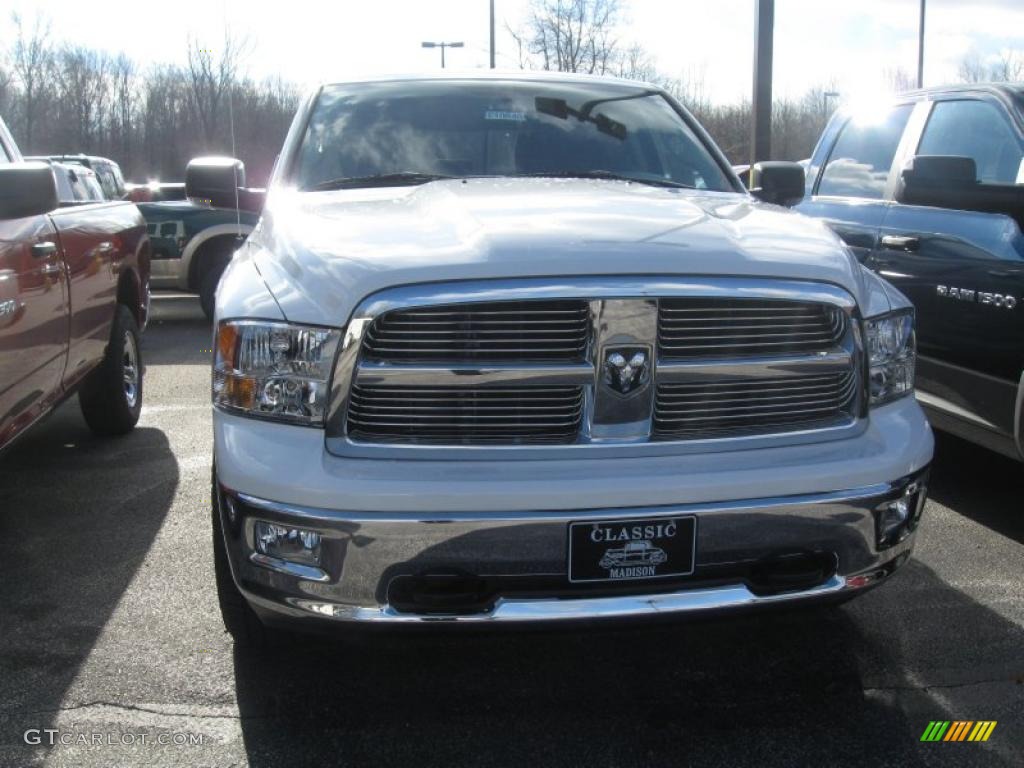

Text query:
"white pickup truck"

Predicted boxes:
[[204, 73, 933, 644]]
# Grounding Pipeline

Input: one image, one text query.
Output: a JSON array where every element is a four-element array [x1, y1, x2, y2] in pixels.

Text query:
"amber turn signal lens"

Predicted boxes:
[[223, 375, 257, 409], [217, 322, 239, 369]]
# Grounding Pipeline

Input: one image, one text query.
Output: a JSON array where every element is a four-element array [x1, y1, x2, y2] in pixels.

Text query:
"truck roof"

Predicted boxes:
[[320, 69, 662, 92], [895, 82, 1024, 102]]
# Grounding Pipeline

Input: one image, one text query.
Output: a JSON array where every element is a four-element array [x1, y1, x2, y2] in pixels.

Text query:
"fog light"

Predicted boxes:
[[253, 521, 322, 567], [880, 498, 909, 538], [875, 479, 925, 548]]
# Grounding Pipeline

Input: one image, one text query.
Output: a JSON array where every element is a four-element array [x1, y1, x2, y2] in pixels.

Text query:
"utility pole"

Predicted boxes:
[[917, 0, 926, 88], [422, 40, 464, 69], [489, 0, 496, 69], [750, 0, 774, 169]]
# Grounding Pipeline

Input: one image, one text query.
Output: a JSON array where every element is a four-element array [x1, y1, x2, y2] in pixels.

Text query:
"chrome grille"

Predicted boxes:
[[658, 298, 846, 359], [653, 371, 858, 439], [362, 300, 590, 363], [347, 385, 585, 444], [330, 279, 864, 453]]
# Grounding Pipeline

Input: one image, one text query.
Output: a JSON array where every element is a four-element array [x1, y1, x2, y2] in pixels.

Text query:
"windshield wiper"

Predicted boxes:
[[513, 170, 694, 189], [307, 172, 457, 191]]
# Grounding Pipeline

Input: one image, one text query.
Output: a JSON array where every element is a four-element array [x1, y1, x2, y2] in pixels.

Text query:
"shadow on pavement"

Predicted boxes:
[[230, 557, 1022, 767], [0, 404, 178, 758], [928, 431, 1024, 546]]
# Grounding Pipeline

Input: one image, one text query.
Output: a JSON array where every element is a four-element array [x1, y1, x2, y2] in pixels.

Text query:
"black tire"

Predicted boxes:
[[198, 252, 232, 321], [79, 304, 143, 435], [211, 465, 269, 649]]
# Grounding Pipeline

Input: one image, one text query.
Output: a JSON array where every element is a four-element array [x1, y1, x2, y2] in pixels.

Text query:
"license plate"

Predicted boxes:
[[568, 516, 696, 583]]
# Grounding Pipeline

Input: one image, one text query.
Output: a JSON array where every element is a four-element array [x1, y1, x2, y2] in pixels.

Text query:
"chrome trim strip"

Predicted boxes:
[[355, 361, 594, 387], [325, 276, 864, 458], [249, 552, 330, 583], [285, 574, 849, 623], [656, 350, 853, 382], [351, 277, 857, 317], [234, 480, 895, 524]]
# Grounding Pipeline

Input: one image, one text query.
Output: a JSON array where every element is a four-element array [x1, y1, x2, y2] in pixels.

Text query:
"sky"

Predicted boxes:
[[4, 0, 1023, 105]]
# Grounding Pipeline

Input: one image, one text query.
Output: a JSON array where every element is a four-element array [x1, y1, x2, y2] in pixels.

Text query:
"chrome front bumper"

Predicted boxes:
[[216, 469, 929, 625]]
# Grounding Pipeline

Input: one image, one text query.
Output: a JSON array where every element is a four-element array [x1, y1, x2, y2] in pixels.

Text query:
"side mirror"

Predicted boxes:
[[750, 161, 805, 206], [896, 154, 1024, 222], [185, 156, 245, 209], [896, 155, 977, 207], [0, 163, 59, 220], [732, 164, 751, 188]]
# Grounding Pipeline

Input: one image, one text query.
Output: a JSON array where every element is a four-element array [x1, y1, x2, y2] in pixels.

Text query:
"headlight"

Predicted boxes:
[[213, 320, 342, 425], [864, 309, 915, 406]]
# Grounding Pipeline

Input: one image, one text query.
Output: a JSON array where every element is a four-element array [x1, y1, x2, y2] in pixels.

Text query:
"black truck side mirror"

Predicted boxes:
[[750, 161, 805, 206], [896, 155, 977, 207], [185, 156, 245, 209], [897, 154, 1024, 224], [0, 163, 59, 220]]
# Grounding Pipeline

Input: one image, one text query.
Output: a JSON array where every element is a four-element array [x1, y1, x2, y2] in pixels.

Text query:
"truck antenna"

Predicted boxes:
[[223, 4, 242, 243]]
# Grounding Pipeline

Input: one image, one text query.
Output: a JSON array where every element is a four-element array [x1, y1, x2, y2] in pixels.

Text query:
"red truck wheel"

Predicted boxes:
[[79, 305, 143, 435]]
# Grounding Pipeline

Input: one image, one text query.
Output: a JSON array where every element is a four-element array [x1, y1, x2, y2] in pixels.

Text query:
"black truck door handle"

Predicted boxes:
[[880, 235, 920, 252]]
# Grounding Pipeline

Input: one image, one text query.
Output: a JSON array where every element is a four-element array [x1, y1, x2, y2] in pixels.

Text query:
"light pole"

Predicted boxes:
[[917, 0, 926, 88], [422, 41, 464, 69], [750, 0, 774, 168], [489, 0, 496, 69]]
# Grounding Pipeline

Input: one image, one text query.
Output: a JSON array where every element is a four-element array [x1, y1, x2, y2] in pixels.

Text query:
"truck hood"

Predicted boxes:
[[248, 178, 875, 325]]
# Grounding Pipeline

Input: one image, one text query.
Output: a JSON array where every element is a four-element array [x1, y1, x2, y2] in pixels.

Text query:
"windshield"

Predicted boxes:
[[292, 80, 734, 192]]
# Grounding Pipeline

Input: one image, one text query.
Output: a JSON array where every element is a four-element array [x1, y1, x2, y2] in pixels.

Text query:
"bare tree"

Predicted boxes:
[[185, 31, 249, 146], [883, 66, 916, 93], [990, 50, 1024, 81], [109, 54, 136, 168], [514, 0, 621, 74], [11, 11, 53, 150], [615, 43, 660, 83], [0, 63, 13, 118], [958, 52, 989, 83], [958, 49, 1024, 83], [53, 46, 112, 149]]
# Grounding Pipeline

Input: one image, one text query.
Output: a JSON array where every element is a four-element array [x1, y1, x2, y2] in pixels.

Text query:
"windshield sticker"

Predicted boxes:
[[484, 110, 526, 122]]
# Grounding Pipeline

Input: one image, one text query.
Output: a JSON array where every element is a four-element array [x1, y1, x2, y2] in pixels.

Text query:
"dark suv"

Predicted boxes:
[[795, 84, 1024, 461]]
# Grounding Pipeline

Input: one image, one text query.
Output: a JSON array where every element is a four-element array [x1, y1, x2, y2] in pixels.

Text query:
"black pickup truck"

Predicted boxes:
[[790, 84, 1024, 462]]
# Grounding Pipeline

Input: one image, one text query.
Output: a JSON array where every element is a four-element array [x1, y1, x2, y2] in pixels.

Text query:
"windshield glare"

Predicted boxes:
[[293, 80, 734, 192]]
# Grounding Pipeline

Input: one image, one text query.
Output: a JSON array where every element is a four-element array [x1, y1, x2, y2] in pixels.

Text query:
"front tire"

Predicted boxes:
[[79, 304, 143, 435]]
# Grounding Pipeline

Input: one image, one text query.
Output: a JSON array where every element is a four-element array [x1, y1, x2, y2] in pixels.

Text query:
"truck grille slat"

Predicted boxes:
[[653, 371, 857, 438], [658, 298, 846, 359], [362, 300, 590, 363], [347, 385, 584, 444]]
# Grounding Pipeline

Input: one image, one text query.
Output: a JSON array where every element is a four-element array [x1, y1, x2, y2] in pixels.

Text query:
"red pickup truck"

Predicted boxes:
[[0, 116, 150, 452]]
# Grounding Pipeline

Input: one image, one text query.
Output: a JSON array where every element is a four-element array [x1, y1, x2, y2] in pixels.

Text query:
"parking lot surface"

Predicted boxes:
[[0, 294, 1021, 767]]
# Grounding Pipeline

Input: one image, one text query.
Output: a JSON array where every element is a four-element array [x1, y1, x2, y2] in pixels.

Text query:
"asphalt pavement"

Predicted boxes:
[[0, 293, 1021, 767]]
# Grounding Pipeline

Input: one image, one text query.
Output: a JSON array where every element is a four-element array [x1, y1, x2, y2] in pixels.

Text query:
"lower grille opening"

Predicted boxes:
[[388, 574, 497, 615], [745, 552, 838, 596], [347, 385, 584, 444]]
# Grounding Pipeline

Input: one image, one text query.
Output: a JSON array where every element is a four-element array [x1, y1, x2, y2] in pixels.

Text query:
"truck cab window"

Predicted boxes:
[[917, 99, 1023, 185], [817, 104, 912, 199]]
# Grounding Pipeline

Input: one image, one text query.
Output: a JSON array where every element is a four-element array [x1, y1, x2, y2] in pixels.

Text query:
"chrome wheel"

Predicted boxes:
[[122, 331, 139, 408]]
